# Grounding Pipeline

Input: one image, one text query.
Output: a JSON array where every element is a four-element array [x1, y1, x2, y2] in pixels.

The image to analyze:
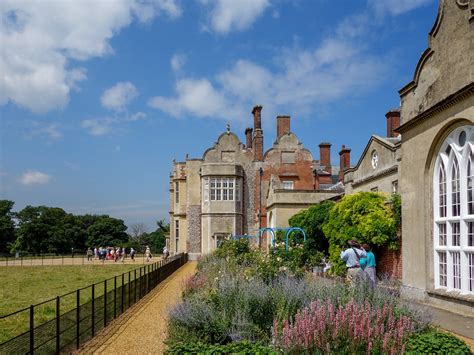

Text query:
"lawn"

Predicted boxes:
[[0, 264, 142, 344]]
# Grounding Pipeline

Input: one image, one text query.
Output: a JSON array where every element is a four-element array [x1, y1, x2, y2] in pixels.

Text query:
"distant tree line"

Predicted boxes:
[[0, 200, 168, 255]]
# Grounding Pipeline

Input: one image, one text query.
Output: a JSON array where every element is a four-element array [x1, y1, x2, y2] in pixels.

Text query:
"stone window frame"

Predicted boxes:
[[175, 181, 179, 203], [433, 125, 474, 294], [204, 177, 240, 202], [282, 181, 294, 190], [175, 219, 179, 253]]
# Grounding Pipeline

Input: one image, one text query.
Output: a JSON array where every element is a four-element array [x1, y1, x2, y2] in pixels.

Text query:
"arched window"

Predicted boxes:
[[433, 126, 474, 294]]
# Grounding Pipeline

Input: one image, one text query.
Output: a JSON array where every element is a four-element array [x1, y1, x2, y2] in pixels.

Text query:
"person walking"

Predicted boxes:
[[130, 247, 136, 261], [340, 240, 367, 286], [360, 244, 376, 288], [87, 247, 93, 261], [163, 246, 169, 261], [145, 246, 152, 262]]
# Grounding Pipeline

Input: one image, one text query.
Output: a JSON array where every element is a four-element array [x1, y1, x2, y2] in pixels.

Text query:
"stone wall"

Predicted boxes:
[[187, 205, 201, 254]]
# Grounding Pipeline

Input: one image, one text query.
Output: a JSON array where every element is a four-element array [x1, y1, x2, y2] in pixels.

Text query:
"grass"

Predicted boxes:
[[0, 264, 144, 344]]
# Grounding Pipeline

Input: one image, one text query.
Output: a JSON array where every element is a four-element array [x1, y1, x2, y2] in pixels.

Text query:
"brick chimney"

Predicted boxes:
[[339, 145, 351, 182], [252, 105, 262, 130], [252, 105, 264, 161], [319, 142, 332, 174], [245, 127, 253, 149], [386, 109, 401, 138], [276, 115, 290, 138]]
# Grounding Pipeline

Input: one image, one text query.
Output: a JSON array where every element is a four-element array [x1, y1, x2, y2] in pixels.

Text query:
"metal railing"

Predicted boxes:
[[0, 252, 156, 266], [0, 253, 188, 354]]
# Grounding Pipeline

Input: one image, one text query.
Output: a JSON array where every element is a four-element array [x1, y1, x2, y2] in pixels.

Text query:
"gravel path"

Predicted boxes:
[[78, 261, 197, 355]]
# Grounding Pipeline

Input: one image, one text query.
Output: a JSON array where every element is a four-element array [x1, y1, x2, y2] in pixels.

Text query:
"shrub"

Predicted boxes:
[[273, 299, 415, 354], [289, 200, 335, 255], [165, 340, 276, 354], [405, 329, 470, 354], [323, 192, 398, 275]]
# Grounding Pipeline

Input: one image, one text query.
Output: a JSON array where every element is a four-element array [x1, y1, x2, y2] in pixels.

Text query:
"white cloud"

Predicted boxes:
[[101, 82, 138, 112], [199, 0, 270, 34], [129, 112, 147, 121], [19, 170, 52, 185], [81, 118, 115, 136], [369, 0, 432, 16], [148, 78, 243, 120], [170, 53, 187, 73], [149, 41, 386, 124], [0, 0, 181, 113]]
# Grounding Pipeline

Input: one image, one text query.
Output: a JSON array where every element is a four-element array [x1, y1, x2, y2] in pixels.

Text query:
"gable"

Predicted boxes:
[[399, 0, 473, 125]]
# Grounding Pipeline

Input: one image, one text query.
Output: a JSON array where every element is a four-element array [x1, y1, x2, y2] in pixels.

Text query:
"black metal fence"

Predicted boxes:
[[0, 252, 152, 266], [0, 253, 188, 354]]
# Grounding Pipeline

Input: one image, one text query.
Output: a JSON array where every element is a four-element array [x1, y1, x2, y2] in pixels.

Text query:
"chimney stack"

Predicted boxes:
[[252, 105, 262, 130], [252, 105, 264, 161], [386, 109, 401, 138], [276, 115, 291, 138], [339, 145, 351, 182], [319, 142, 332, 174], [245, 127, 253, 149]]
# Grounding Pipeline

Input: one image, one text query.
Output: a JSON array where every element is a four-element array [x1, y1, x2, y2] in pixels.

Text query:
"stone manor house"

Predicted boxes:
[[169, 0, 473, 314]]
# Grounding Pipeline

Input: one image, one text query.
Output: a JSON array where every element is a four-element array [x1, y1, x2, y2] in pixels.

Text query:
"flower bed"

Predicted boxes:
[[166, 240, 469, 354]]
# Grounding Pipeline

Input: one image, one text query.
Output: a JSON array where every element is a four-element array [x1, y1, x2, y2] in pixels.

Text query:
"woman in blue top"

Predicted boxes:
[[360, 243, 376, 288]]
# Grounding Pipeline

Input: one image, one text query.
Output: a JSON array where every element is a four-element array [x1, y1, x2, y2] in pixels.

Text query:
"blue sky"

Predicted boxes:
[[0, 0, 438, 231]]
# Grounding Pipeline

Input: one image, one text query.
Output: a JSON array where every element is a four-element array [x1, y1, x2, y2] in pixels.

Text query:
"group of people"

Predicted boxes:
[[340, 240, 376, 288], [86, 247, 136, 262]]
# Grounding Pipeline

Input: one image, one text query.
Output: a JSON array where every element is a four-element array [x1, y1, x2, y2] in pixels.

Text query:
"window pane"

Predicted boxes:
[[216, 188, 221, 200], [223, 188, 228, 200], [469, 253, 474, 292], [469, 222, 474, 247], [468, 157, 474, 214], [438, 223, 446, 246], [439, 252, 447, 287], [452, 157, 460, 216], [439, 162, 447, 217], [452, 222, 460, 246], [451, 252, 461, 289]]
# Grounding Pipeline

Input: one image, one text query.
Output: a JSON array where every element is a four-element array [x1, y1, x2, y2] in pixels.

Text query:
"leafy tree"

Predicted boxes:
[[323, 192, 398, 275], [13, 206, 70, 254], [86, 215, 128, 247], [289, 200, 335, 256], [0, 200, 16, 254]]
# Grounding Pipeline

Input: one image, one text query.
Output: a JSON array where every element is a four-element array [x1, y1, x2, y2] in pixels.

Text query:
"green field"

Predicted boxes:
[[0, 264, 142, 343]]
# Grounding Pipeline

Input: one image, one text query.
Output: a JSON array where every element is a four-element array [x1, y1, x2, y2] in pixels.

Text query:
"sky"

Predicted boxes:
[[0, 0, 439, 232]]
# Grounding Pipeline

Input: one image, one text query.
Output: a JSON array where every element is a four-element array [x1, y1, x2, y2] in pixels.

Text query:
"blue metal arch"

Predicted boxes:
[[257, 227, 307, 251], [284, 227, 306, 251]]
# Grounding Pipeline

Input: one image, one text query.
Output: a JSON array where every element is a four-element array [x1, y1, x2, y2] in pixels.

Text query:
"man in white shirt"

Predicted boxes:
[[340, 240, 367, 285]]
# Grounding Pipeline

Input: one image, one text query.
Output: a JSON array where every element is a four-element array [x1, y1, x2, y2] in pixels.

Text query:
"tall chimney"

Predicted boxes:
[[252, 106, 264, 161], [386, 109, 401, 138], [276, 115, 291, 138], [339, 145, 351, 182], [252, 105, 262, 130], [245, 127, 253, 149], [319, 142, 332, 174]]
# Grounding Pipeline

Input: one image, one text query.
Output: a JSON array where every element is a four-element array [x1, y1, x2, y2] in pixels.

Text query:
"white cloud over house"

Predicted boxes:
[[0, 0, 181, 114], [101, 82, 139, 112], [199, 0, 271, 34], [19, 170, 52, 185]]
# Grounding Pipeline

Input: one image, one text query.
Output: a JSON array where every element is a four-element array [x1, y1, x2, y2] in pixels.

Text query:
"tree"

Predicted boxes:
[[289, 200, 335, 255], [323, 192, 398, 274], [86, 215, 128, 247], [14, 206, 70, 254], [0, 200, 16, 254]]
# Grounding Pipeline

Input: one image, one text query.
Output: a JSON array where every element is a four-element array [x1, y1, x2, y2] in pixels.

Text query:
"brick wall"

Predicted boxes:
[[375, 236, 402, 279]]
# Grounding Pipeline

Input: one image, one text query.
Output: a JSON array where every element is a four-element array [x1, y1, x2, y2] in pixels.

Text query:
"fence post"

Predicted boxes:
[[30, 305, 34, 354], [42, 255, 43, 266], [139, 268, 142, 299], [91, 284, 95, 337], [113, 276, 117, 319], [104, 279, 107, 327], [62, 256, 64, 265], [121, 273, 125, 314], [134, 270, 137, 304], [21, 256, 23, 266], [128, 271, 131, 308], [56, 296, 60, 353], [76, 290, 80, 349]]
